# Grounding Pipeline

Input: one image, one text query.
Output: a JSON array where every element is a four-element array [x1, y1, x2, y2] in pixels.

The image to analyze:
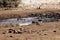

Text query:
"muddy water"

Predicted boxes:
[[0, 13, 60, 26], [0, 17, 37, 26], [0, 17, 59, 25]]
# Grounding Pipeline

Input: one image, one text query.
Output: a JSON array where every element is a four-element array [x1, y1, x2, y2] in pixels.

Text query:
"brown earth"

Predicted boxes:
[[0, 9, 60, 19], [0, 9, 60, 40], [0, 22, 60, 40]]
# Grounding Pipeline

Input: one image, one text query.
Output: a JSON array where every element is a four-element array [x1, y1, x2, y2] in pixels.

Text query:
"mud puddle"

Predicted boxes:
[[0, 13, 60, 26]]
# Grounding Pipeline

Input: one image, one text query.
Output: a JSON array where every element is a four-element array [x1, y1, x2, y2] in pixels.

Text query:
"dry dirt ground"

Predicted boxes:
[[0, 9, 60, 19], [0, 9, 60, 40]]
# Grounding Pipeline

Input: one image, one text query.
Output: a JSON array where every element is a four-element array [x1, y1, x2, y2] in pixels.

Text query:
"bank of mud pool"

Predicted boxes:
[[0, 12, 60, 26], [0, 12, 60, 40]]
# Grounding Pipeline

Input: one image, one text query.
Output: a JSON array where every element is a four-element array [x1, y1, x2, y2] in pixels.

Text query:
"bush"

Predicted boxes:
[[15, 2, 19, 7], [2, 0, 8, 7], [0, 2, 2, 5], [0, 0, 19, 8]]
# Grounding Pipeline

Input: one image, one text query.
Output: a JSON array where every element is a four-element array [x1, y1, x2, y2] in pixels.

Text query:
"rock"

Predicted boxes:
[[8, 29, 13, 33], [10, 36, 13, 37], [53, 30, 56, 32], [17, 31, 22, 34], [2, 32, 5, 34]]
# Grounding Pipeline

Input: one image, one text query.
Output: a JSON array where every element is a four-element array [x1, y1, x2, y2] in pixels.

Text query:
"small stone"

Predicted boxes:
[[10, 36, 13, 37], [53, 30, 56, 32], [17, 31, 22, 34], [8, 30, 12, 33], [2, 32, 5, 34], [44, 34, 47, 35]]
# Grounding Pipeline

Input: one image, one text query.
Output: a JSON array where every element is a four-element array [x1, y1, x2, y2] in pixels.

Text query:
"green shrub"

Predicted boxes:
[[2, 0, 8, 7], [15, 2, 19, 7], [0, 2, 2, 5], [0, 0, 19, 8]]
